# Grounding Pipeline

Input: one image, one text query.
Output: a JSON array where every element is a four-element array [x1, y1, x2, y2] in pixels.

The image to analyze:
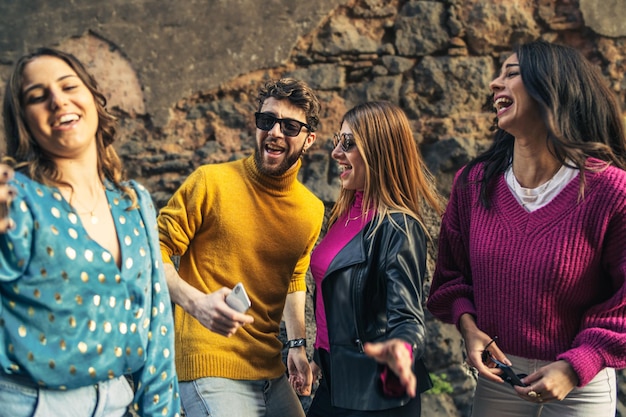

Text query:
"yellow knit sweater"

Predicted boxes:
[[158, 156, 324, 381]]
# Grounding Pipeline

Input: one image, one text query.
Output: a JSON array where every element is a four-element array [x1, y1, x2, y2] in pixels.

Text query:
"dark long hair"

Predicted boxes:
[[460, 40, 626, 208], [2, 47, 135, 204]]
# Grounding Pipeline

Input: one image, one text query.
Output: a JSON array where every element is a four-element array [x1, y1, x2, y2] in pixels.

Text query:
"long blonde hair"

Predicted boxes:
[[329, 101, 443, 237]]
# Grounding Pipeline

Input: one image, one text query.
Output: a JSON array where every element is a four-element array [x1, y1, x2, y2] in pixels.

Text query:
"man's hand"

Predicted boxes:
[[163, 264, 254, 337], [288, 347, 312, 396], [188, 287, 254, 337], [283, 291, 310, 394]]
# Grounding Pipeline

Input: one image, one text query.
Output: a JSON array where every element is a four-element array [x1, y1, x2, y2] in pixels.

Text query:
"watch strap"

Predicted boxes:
[[285, 338, 307, 349]]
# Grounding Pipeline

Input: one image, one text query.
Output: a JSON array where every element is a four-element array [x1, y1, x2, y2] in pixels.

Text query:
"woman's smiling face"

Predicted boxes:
[[489, 53, 543, 137], [21, 55, 99, 159], [332, 121, 365, 191]]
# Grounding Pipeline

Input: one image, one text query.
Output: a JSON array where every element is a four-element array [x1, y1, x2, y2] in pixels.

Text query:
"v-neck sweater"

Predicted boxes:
[[427, 159, 626, 387]]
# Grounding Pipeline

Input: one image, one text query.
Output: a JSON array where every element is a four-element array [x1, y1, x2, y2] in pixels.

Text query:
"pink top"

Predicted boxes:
[[310, 191, 373, 351]]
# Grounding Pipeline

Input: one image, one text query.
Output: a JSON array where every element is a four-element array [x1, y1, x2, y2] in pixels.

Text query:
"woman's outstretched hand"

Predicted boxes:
[[364, 338, 417, 398]]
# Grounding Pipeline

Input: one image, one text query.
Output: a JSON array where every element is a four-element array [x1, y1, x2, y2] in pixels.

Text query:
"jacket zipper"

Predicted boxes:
[[351, 265, 365, 353]]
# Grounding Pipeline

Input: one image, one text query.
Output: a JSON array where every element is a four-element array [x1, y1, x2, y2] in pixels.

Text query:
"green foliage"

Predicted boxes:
[[426, 372, 454, 395]]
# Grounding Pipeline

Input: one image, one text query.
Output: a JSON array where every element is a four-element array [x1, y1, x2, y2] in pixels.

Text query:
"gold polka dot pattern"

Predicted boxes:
[[1, 176, 180, 416]]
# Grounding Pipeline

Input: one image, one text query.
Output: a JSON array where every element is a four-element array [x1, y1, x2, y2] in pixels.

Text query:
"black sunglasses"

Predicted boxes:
[[483, 351, 528, 387], [332, 132, 357, 152], [255, 112, 312, 137]]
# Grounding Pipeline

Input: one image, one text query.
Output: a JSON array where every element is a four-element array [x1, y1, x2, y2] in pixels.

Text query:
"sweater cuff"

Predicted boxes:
[[379, 342, 414, 397], [160, 248, 175, 265], [287, 277, 307, 293], [556, 345, 604, 387], [451, 298, 477, 330]]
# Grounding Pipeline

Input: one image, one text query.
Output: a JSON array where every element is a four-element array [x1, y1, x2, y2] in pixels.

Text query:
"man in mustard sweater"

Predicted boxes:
[[158, 78, 324, 417]]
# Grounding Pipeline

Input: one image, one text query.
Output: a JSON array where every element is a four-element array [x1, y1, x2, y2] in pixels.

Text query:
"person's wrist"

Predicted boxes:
[[285, 338, 307, 349], [458, 313, 477, 338], [402, 342, 414, 360]]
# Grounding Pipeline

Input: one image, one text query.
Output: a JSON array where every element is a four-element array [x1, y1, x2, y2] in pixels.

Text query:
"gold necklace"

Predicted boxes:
[[70, 186, 103, 225], [344, 209, 370, 227], [345, 213, 362, 227], [510, 165, 562, 206]]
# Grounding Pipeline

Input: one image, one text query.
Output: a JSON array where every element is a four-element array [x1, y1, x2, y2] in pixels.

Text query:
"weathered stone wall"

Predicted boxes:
[[0, 1, 625, 416]]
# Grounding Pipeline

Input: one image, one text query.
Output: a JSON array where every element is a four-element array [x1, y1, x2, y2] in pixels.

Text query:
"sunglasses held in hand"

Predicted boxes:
[[482, 351, 528, 387]]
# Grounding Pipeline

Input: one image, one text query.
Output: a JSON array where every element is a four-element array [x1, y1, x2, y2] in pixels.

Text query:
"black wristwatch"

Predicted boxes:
[[285, 338, 307, 349]]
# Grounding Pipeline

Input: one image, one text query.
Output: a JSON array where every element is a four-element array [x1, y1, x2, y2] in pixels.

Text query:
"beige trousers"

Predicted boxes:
[[471, 354, 616, 417]]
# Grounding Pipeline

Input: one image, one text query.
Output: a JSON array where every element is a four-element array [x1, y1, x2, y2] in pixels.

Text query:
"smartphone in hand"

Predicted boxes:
[[225, 282, 251, 313]]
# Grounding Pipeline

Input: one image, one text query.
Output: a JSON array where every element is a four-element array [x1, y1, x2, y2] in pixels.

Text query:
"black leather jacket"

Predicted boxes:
[[317, 212, 432, 411]]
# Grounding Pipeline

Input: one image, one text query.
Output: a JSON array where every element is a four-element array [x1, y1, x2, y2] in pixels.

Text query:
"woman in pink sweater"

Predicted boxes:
[[427, 40, 626, 417]]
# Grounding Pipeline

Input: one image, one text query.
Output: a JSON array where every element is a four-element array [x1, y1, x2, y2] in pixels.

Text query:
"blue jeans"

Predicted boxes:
[[0, 372, 133, 417], [180, 375, 305, 417], [472, 355, 616, 417]]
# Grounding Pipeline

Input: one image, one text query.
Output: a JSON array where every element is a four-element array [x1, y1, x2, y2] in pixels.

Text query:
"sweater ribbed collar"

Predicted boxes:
[[243, 154, 301, 194]]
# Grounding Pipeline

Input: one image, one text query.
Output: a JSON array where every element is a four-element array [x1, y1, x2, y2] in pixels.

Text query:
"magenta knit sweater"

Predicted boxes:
[[427, 160, 626, 387]]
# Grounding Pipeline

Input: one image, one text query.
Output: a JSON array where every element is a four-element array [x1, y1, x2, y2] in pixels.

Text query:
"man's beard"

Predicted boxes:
[[253, 139, 305, 177]]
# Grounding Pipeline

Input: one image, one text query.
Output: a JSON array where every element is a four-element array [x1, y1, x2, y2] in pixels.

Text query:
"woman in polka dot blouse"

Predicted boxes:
[[0, 47, 180, 417]]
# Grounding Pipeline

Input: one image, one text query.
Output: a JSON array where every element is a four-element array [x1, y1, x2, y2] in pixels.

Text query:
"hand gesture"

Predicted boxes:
[[363, 338, 417, 398]]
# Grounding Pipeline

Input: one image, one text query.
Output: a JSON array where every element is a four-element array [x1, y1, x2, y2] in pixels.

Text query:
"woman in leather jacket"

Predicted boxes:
[[306, 101, 444, 416]]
